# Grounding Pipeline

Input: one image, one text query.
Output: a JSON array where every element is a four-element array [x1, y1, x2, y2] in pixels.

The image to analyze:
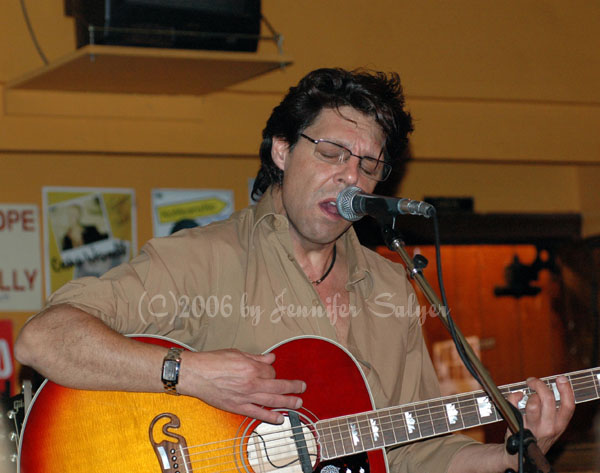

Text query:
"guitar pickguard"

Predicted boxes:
[[316, 453, 370, 473]]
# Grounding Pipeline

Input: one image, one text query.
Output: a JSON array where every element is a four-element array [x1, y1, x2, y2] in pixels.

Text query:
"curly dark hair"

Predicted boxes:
[[251, 68, 413, 200]]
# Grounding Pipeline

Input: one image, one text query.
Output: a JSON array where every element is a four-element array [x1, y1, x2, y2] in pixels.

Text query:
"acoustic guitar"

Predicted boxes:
[[18, 335, 599, 473]]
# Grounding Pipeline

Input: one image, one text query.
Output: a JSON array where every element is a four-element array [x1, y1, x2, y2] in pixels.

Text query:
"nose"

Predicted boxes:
[[335, 155, 361, 186]]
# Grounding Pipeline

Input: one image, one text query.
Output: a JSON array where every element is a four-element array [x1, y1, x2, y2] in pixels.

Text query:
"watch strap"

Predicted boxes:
[[161, 347, 183, 395]]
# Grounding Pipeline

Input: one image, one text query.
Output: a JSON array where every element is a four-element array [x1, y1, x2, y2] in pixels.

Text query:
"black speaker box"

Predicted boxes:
[[67, 0, 261, 52]]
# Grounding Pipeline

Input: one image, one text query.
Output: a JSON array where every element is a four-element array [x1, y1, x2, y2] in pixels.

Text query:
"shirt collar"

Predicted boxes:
[[251, 186, 374, 295], [344, 227, 374, 296], [252, 187, 279, 229]]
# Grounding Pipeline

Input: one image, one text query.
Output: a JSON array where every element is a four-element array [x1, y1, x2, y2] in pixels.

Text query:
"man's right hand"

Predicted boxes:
[[16, 305, 306, 425], [178, 349, 306, 425]]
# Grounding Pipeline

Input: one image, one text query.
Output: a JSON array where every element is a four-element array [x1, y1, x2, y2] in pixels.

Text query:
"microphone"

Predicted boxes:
[[336, 186, 435, 221]]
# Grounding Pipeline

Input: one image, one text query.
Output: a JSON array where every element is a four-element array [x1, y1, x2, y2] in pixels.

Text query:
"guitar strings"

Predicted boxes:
[[183, 424, 320, 473], [313, 375, 598, 450], [171, 373, 598, 473], [181, 374, 597, 466]]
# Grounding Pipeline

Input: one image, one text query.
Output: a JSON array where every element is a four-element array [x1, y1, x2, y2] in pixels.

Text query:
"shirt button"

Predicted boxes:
[[288, 254, 295, 261], [312, 299, 319, 306]]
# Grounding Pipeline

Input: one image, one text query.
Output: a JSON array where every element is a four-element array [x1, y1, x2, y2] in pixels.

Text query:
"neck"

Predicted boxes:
[[293, 241, 337, 286], [311, 244, 337, 285], [270, 185, 344, 284]]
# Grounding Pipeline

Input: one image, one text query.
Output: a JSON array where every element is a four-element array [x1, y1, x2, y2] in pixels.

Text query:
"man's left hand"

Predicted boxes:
[[507, 375, 575, 453]]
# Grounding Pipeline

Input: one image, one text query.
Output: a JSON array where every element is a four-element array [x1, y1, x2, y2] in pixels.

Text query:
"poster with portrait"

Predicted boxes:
[[151, 189, 234, 238], [43, 187, 137, 297], [0, 204, 42, 311]]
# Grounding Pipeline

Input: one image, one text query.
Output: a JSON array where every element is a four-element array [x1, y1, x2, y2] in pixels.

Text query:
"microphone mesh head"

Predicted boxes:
[[336, 186, 363, 222]]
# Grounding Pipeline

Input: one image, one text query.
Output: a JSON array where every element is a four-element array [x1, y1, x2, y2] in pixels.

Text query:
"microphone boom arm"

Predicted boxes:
[[379, 219, 553, 473]]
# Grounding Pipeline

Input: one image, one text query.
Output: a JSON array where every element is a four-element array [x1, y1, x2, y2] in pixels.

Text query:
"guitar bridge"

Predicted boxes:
[[149, 413, 192, 473]]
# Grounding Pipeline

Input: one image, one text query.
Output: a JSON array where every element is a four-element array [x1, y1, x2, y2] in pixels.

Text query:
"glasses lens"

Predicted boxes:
[[311, 137, 391, 182], [314, 141, 347, 163], [359, 157, 382, 175], [361, 157, 392, 182]]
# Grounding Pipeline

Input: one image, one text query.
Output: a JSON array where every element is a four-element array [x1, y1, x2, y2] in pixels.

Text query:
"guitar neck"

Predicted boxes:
[[316, 367, 600, 459]]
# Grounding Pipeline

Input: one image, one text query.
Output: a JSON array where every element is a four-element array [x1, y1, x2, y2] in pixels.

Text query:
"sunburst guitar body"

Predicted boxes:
[[19, 335, 600, 473], [18, 336, 386, 473]]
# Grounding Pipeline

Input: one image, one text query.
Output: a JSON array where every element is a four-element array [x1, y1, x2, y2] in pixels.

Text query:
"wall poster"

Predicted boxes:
[[43, 187, 137, 297], [0, 204, 42, 311], [152, 188, 234, 237]]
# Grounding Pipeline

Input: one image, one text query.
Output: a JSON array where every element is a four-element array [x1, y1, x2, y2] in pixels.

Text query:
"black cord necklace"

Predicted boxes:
[[310, 244, 337, 286]]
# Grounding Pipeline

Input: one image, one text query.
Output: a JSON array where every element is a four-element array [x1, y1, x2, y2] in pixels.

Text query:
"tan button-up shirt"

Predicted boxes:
[[48, 189, 475, 472]]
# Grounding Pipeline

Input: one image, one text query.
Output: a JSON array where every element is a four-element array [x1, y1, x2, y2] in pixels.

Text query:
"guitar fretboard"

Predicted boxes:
[[316, 367, 600, 459]]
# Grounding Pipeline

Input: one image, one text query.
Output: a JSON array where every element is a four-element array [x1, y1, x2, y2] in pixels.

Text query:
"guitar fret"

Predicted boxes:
[[358, 412, 384, 449], [570, 371, 597, 403], [505, 382, 528, 413], [573, 372, 591, 403], [345, 416, 362, 453], [549, 379, 561, 406], [404, 406, 421, 441], [388, 407, 409, 444], [592, 369, 600, 399], [543, 378, 561, 408], [493, 403, 501, 422], [331, 417, 351, 457], [380, 408, 397, 446], [317, 420, 336, 459], [499, 385, 514, 411], [444, 396, 464, 432], [371, 413, 386, 448], [428, 399, 451, 435], [471, 392, 484, 426], [459, 393, 480, 429], [356, 413, 374, 451], [456, 394, 469, 430], [476, 395, 496, 425], [416, 401, 435, 438]]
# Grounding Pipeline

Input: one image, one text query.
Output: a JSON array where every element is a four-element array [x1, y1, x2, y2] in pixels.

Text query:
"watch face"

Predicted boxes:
[[162, 360, 179, 381]]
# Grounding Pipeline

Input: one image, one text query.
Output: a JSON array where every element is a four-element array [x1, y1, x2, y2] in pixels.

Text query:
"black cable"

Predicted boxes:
[[430, 210, 525, 473], [19, 0, 49, 65], [431, 210, 481, 383]]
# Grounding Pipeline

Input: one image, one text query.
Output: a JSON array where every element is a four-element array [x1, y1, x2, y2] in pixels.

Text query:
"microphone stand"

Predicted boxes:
[[378, 218, 553, 473]]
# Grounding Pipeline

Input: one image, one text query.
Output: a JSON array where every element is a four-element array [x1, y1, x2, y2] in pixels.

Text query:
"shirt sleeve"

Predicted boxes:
[[386, 433, 477, 473], [45, 236, 208, 345], [385, 287, 479, 473]]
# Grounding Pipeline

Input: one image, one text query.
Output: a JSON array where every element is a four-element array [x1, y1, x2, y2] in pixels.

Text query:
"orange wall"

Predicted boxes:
[[0, 153, 260, 241], [1, 2, 598, 220]]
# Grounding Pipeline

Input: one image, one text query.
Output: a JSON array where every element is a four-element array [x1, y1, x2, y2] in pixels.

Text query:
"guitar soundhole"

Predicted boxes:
[[239, 410, 319, 473]]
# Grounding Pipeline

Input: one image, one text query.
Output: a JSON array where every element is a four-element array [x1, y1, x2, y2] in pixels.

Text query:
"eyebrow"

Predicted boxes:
[[322, 137, 383, 160]]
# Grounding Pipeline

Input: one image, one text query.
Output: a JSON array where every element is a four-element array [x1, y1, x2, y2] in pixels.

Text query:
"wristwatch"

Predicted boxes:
[[161, 347, 183, 395]]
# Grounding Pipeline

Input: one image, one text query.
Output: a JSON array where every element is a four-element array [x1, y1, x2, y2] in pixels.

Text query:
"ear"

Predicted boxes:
[[271, 137, 289, 171]]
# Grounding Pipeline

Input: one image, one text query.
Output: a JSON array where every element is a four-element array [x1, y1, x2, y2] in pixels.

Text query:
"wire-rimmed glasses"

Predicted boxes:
[[300, 133, 391, 182]]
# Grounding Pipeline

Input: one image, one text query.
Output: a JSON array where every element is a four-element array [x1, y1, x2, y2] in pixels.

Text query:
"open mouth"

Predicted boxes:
[[319, 200, 340, 218]]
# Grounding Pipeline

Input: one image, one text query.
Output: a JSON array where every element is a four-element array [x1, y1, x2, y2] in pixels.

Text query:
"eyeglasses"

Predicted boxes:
[[300, 134, 392, 182]]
